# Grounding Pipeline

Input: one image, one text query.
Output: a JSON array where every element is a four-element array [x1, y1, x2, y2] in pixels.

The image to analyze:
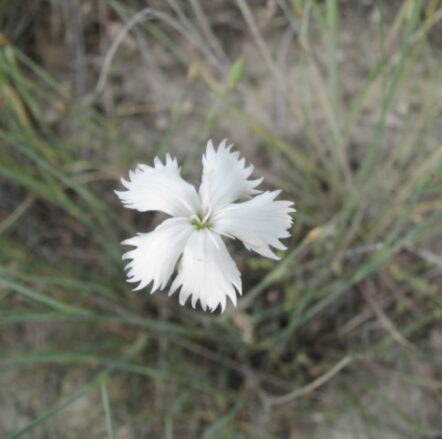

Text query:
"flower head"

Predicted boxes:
[[116, 139, 294, 312]]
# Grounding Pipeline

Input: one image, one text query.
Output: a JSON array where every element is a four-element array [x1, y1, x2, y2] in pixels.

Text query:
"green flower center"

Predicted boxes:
[[190, 211, 212, 230]]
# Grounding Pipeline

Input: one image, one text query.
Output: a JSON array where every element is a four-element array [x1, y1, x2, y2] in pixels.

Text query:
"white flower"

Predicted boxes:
[[116, 139, 295, 312]]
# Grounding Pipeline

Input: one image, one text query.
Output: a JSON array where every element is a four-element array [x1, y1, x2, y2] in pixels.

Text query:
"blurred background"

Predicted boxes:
[[1, 0, 442, 437]]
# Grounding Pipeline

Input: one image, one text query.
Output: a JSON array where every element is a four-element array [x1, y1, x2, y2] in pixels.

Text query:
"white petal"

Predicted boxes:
[[123, 217, 193, 292], [116, 154, 200, 217], [199, 139, 262, 212], [213, 191, 294, 260], [170, 230, 241, 313]]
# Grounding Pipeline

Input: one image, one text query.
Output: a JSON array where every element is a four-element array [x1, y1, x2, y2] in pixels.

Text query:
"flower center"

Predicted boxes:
[[190, 209, 212, 230]]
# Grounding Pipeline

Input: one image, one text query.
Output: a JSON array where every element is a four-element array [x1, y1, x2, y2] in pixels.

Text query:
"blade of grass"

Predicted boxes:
[[100, 379, 115, 439], [4, 334, 148, 439]]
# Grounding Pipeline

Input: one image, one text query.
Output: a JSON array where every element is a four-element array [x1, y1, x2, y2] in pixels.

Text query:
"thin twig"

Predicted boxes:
[[361, 286, 415, 352], [262, 354, 355, 407]]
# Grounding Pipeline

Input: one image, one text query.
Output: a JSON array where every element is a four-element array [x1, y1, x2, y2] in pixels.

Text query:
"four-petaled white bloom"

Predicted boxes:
[[116, 139, 294, 312]]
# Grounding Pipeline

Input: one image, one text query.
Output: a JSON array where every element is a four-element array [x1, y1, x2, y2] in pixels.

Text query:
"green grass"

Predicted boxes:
[[1, 0, 442, 437]]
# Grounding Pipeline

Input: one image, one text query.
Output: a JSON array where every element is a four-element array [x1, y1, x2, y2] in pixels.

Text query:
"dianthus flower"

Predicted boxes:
[[116, 139, 294, 312]]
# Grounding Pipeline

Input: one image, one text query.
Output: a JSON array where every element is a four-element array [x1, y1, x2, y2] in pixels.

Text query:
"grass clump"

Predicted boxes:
[[1, 0, 442, 437]]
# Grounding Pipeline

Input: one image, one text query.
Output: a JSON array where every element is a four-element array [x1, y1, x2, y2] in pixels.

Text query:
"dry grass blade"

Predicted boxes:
[[0, 193, 34, 234]]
